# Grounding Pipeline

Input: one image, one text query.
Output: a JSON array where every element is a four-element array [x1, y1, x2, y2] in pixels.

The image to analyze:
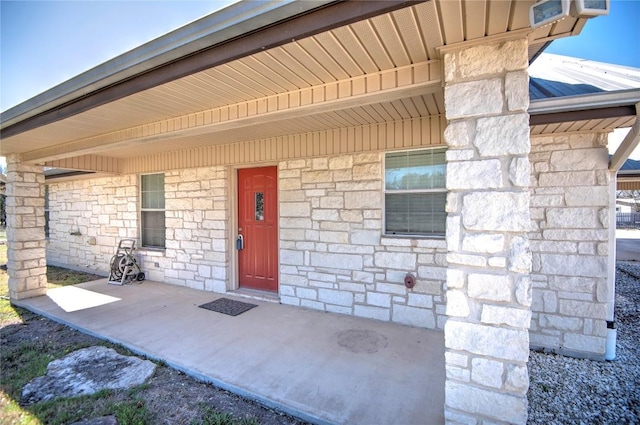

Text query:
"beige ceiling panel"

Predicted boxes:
[[391, 7, 428, 63], [312, 31, 364, 78], [281, 43, 336, 83], [370, 13, 411, 67], [437, 0, 464, 45], [348, 20, 393, 72], [400, 98, 421, 118], [295, 37, 351, 80], [266, 47, 326, 87], [328, 25, 379, 74], [486, 0, 511, 36], [235, 55, 300, 93], [245, 50, 310, 89], [508, 0, 533, 31], [464, 0, 487, 40], [223, 59, 286, 94], [215, 63, 278, 97], [415, 1, 444, 60]]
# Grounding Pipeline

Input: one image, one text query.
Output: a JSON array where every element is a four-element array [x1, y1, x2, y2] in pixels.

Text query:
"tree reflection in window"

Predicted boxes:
[[255, 192, 264, 221]]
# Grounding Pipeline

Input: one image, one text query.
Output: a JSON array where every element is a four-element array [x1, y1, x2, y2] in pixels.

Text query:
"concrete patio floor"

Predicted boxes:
[[14, 279, 445, 425]]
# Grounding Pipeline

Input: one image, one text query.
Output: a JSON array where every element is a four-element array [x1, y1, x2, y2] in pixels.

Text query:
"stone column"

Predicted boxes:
[[442, 39, 532, 424], [6, 154, 48, 300]]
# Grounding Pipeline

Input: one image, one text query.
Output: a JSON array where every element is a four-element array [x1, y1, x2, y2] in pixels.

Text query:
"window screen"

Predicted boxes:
[[384, 148, 446, 236]]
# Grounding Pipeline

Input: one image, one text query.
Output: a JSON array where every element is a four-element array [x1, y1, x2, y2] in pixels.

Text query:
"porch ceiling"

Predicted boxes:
[[1, 0, 590, 168]]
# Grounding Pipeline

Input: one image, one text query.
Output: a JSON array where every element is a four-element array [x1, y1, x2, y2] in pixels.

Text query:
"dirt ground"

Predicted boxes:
[[1, 298, 310, 425]]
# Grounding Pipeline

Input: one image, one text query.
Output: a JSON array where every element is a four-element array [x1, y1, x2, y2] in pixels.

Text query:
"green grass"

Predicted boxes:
[[194, 407, 260, 425]]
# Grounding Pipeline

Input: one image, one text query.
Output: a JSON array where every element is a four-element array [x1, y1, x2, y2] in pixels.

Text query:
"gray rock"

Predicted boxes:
[[21, 346, 156, 405], [70, 416, 118, 425]]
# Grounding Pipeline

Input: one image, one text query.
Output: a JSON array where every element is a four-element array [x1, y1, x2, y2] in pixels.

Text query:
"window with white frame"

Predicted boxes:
[[384, 147, 447, 236], [140, 173, 165, 248]]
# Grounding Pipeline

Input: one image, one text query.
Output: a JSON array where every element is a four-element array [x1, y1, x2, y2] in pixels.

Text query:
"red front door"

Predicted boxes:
[[238, 167, 278, 292]]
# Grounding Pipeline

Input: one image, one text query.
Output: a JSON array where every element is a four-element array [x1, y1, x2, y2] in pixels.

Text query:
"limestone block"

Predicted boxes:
[[481, 305, 531, 328], [280, 217, 312, 229], [505, 71, 529, 112], [447, 160, 502, 190], [344, 191, 381, 209], [445, 79, 503, 120], [374, 252, 416, 270], [515, 276, 532, 307], [539, 254, 607, 278], [548, 276, 596, 293], [538, 171, 595, 187], [446, 149, 475, 161], [462, 233, 504, 254], [542, 229, 609, 242], [339, 210, 362, 222], [279, 179, 302, 190], [302, 170, 332, 184], [280, 202, 311, 217], [393, 304, 435, 328], [529, 240, 577, 254], [462, 192, 529, 232], [444, 410, 476, 425], [445, 321, 529, 362], [329, 156, 353, 169], [408, 293, 433, 308], [546, 208, 599, 229], [446, 269, 465, 289], [367, 292, 391, 307], [539, 314, 582, 331], [446, 192, 461, 213], [468, 273, 512, 302], [311, 252, 363, 270], [280, 249, 304, 266], [471, 358, 504, 388], [446, 290, 470, 317], [354, 305, 390, 321], [509, 236, 531, 273], [444, 121, 473, 148], [447, 253, 487, 267], [446, 365, 470, 382], [353, 163, 381, 181], [564, 186, 608, 207], [549, 148, 608, 172], [351, 230, 380, 246], [505, 364, 529, 392], [509, 157, 531, 187], [563, 333, 606, 354], [318, 288, 353, 306], [376, 282, 407, 295], [559, 299, 606, 319], [446, 351, 469, 368], [445, 39, 528, 82], [446, 216, 461, 251], [445, 381, 527, 424], [475, 114, 530, 157]]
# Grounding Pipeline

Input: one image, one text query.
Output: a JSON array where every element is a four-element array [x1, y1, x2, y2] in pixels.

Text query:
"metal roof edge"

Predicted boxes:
[[529, 88, 640, 115], [0, 0, 334, 129]]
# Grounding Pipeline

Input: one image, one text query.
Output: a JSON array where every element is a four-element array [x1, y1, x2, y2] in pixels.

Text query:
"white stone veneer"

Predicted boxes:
[[528, 132, 610, 359], [278, 154, 447, 330]]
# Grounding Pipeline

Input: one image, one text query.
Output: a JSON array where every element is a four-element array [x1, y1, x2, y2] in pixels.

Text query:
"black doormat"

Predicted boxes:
[[198, 298, 258, 316]]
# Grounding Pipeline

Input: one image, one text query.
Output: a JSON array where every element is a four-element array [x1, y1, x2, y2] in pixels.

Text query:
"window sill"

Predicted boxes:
[[381, 234, 446, 249]]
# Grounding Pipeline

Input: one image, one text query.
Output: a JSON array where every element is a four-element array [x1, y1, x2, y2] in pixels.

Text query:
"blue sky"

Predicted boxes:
[[0, 0, 638, 112]]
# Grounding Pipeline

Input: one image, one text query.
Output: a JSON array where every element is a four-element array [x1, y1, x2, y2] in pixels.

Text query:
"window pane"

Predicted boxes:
[[141, 174, 165, 209], [255, 192, 264, 221], [385, 192, 446, 235], [385, 148, 446, 190], [141, 211, 165, 248]]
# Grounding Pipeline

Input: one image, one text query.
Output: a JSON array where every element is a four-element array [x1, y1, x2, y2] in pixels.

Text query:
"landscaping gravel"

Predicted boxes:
[[528, 262, 640, 424]]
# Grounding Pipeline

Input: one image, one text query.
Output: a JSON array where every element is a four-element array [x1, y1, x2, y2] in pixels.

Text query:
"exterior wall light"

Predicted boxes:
[[573, 0, 610, 16], [530, 0, 610, 29], [530, 0, 570, 28]]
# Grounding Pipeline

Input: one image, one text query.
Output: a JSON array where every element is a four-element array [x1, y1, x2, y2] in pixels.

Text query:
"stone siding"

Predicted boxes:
[[279, 153, 447, 330], [529, 132, 610, 358], [46, 167, 230, 292], [443, 38, 532, 425]]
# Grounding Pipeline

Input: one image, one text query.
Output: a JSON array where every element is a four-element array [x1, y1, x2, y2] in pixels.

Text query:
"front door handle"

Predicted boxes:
[[236, 234, 244, 250]]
